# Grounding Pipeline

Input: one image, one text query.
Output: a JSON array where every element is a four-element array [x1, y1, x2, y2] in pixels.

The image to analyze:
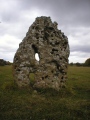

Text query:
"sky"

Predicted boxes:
[[0, 0, 90, 63]]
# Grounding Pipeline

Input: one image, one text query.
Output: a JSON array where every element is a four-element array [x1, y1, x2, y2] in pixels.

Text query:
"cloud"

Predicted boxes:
[[0, 34, 21, 61], [69, 51, 90, 63], [0, 0, 20, 22], [68, 26, 90, 62], [0, 0, 90, 63]]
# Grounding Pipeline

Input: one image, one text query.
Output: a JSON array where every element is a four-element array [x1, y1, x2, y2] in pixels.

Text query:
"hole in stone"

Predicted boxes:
[[17, 68, 21, 71], [52, 48, 58, 52], [42, 77, 44, 80], [35, 53, 40, 61], [36, 36, 39, 39], [15, 57, 18, 61], [51, 70, 54, 73], [45, 75, 48, 78], [61, 76, 63, 79], [32, 44, 38, 53]]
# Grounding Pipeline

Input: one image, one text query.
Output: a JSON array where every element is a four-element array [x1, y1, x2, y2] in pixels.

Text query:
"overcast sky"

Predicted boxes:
[[0, 0, 90, 63]]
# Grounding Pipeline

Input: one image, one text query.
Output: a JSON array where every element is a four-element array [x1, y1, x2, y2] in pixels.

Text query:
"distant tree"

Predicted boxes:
[[69, 62, 74, 66], [84, 58, 90, 67], [0, 59, 7, 66], [75, 62, 82, 67], [0, 59, 12, 66]]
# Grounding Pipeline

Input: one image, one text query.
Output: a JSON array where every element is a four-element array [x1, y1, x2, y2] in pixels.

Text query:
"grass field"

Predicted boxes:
[[0, 65, 90, 120]]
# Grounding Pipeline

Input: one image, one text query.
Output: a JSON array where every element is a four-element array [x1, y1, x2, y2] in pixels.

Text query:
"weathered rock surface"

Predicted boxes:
[[13, 16, 70, 90]]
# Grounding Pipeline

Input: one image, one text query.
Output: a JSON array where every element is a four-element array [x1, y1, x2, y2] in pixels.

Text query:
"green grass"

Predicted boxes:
[[0, 65, 90, 120]]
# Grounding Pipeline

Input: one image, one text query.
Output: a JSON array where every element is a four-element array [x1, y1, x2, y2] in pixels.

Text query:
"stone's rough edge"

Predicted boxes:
[[13, 16, 70, 91]]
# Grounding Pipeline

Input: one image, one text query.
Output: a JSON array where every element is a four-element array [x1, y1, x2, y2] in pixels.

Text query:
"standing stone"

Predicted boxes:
[[13, 16, 70, 90]]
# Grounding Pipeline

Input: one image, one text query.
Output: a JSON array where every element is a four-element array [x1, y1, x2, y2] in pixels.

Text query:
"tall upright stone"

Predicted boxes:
[[13, 16, 70, 90]]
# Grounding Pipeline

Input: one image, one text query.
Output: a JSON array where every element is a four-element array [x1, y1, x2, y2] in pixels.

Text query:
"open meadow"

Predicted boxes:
[[0, 65, 90, 120]]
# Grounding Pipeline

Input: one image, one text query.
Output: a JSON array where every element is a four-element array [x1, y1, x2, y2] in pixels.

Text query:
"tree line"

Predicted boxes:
[[0, 58, 90, 67], [0, 59, 12, 66], [69, 58, 90, 67]]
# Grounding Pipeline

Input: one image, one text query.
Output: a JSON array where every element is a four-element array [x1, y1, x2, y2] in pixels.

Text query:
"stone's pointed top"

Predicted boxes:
[[36, 16, 51, 20], [13, 16, 70, 91], [35, 16, 52, 25]]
